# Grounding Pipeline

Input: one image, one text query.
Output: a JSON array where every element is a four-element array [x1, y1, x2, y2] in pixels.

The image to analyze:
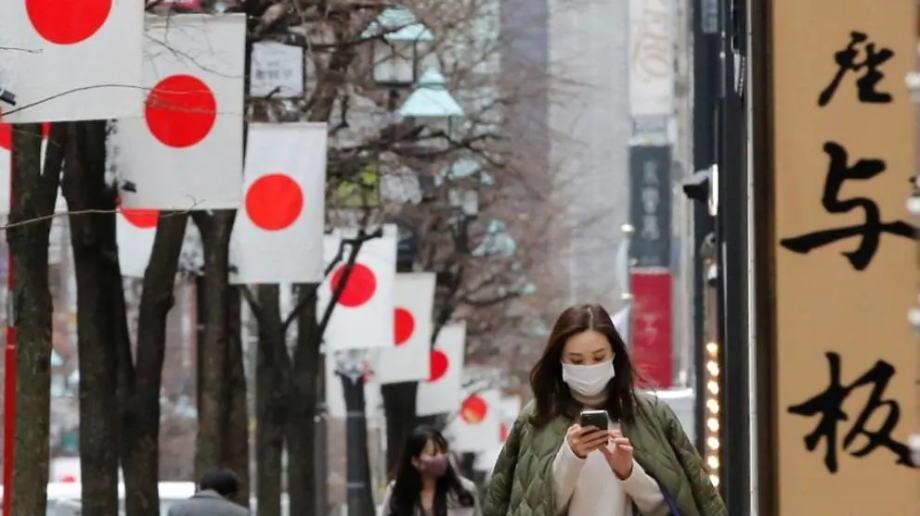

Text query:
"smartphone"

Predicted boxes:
[[578, 409, 609, 430]]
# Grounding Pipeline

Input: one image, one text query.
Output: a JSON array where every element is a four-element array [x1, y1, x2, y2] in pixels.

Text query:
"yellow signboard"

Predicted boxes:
[[771, 0, 919, 513]]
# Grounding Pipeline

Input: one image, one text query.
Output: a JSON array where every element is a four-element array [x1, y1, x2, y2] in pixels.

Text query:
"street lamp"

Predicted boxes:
[[363, 6, 434, 87], [398, 66, 465, 152], [398, 66, 465, 119]]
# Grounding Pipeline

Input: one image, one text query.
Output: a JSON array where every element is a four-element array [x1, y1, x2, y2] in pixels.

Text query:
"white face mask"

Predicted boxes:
[[561, 359, 616, 397]]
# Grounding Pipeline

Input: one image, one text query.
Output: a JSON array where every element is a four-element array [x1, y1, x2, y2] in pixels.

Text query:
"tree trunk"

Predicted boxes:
[[121, 213, 188, 516], [255, 284, 289, 516], [287, 285, 320, 515], [192, 211, 235, 478], [221, 285, 249, 506], [8, 122, 63, 515], [341, 373, 374, 516], [381, 381, 419, 475], [61, 121, 121, 516]]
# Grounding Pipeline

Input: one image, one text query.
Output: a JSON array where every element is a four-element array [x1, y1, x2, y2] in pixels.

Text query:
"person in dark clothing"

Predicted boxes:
[[168, 469, 249, 516]]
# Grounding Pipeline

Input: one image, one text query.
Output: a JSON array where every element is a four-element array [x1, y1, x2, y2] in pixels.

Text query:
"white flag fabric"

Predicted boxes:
[[445, 389, 502, 453], [416, 322, 465, 416], [112, 14, 245, 210], [375, 273, 435, 384], [229, 123, 327, 284], [0, 123, 13, 214], [0, 0, 143, 123], [318, 225, 397, 350], [117, 208, 158, 278]]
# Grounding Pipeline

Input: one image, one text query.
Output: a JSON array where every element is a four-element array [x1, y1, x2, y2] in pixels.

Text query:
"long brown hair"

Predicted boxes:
[[529, 303, 638, 427]]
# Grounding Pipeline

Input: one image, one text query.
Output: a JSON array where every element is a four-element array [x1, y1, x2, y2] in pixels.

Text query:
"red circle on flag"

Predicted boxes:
[[26, 0, 112, 45], [428, 350, 449, 382], [145, 75, 217, 148], [120, 209, 159, 229], [461, 395, 488, 424], [0, 123, 11, 151], [0, 122, 50, 150], [245, 174, 303, 231], [331, 263, 377, 307], [394, 308, 415, 346]]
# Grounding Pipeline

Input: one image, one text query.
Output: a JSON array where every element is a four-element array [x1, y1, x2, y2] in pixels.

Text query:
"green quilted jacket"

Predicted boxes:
[[482, 393, 727, 516]]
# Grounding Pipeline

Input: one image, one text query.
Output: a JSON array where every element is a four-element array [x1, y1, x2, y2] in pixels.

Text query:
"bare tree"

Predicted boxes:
[[7, 122, 65, 515], [119, 212, 188, 516], [61, 120, 123, 516]]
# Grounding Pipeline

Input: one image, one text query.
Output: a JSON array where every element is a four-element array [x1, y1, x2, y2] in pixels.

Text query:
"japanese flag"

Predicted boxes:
[[116, 208, 158, 278], [318, 225, 397, 351], [112, 14, 245, 210], [229, 123, 327, 284], [0, 0, 143, 123], [375, 273, 436, 384], [417, 323, 465, 416], [445, 389, 501, 453]]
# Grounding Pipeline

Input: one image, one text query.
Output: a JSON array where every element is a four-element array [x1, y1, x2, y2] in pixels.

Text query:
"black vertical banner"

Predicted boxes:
[[629, 145, 673, 268]]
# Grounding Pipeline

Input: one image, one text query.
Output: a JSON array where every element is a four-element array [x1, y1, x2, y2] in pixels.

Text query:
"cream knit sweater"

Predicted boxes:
[[552, 392, 668, 516]]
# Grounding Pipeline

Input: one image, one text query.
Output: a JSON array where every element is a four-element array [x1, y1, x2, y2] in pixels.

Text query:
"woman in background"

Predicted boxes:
[[381, 425, 481, 516]]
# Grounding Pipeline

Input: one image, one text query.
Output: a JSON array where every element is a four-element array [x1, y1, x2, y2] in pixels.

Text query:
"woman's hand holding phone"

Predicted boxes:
[[565, 424, 609, 459]]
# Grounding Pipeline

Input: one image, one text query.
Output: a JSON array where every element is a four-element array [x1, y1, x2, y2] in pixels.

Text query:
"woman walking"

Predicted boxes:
[[381, 426, 481, 516], [483, 303, 726, 516]]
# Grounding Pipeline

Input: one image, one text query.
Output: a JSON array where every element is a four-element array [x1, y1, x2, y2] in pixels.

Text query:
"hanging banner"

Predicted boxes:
[[629, 0, 675, 121], [117, 208, 158, 278], [629, 145, 672, 268], [318, 225, 397, 350], [630, 270, 672, 388], [0, 0, 143, 123], [771, 1, 919, 513], [249, 41, 305, 99], [112, 14, 245, 210], [417, 322, 465, 416], [229, 123, 327, 284], [445, 389, 501, 453], [375, 273, 436, 384]]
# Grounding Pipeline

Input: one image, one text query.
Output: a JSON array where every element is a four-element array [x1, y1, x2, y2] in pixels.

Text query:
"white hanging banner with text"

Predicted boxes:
[[628, 0, 675, 119]]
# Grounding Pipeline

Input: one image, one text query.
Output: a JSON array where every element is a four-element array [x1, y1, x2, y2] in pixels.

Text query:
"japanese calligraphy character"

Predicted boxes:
[[780, 142, 917, 270], [788, 352, 914, 473], [641, 214, 660, 240], [819, 31, 894, 106]]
